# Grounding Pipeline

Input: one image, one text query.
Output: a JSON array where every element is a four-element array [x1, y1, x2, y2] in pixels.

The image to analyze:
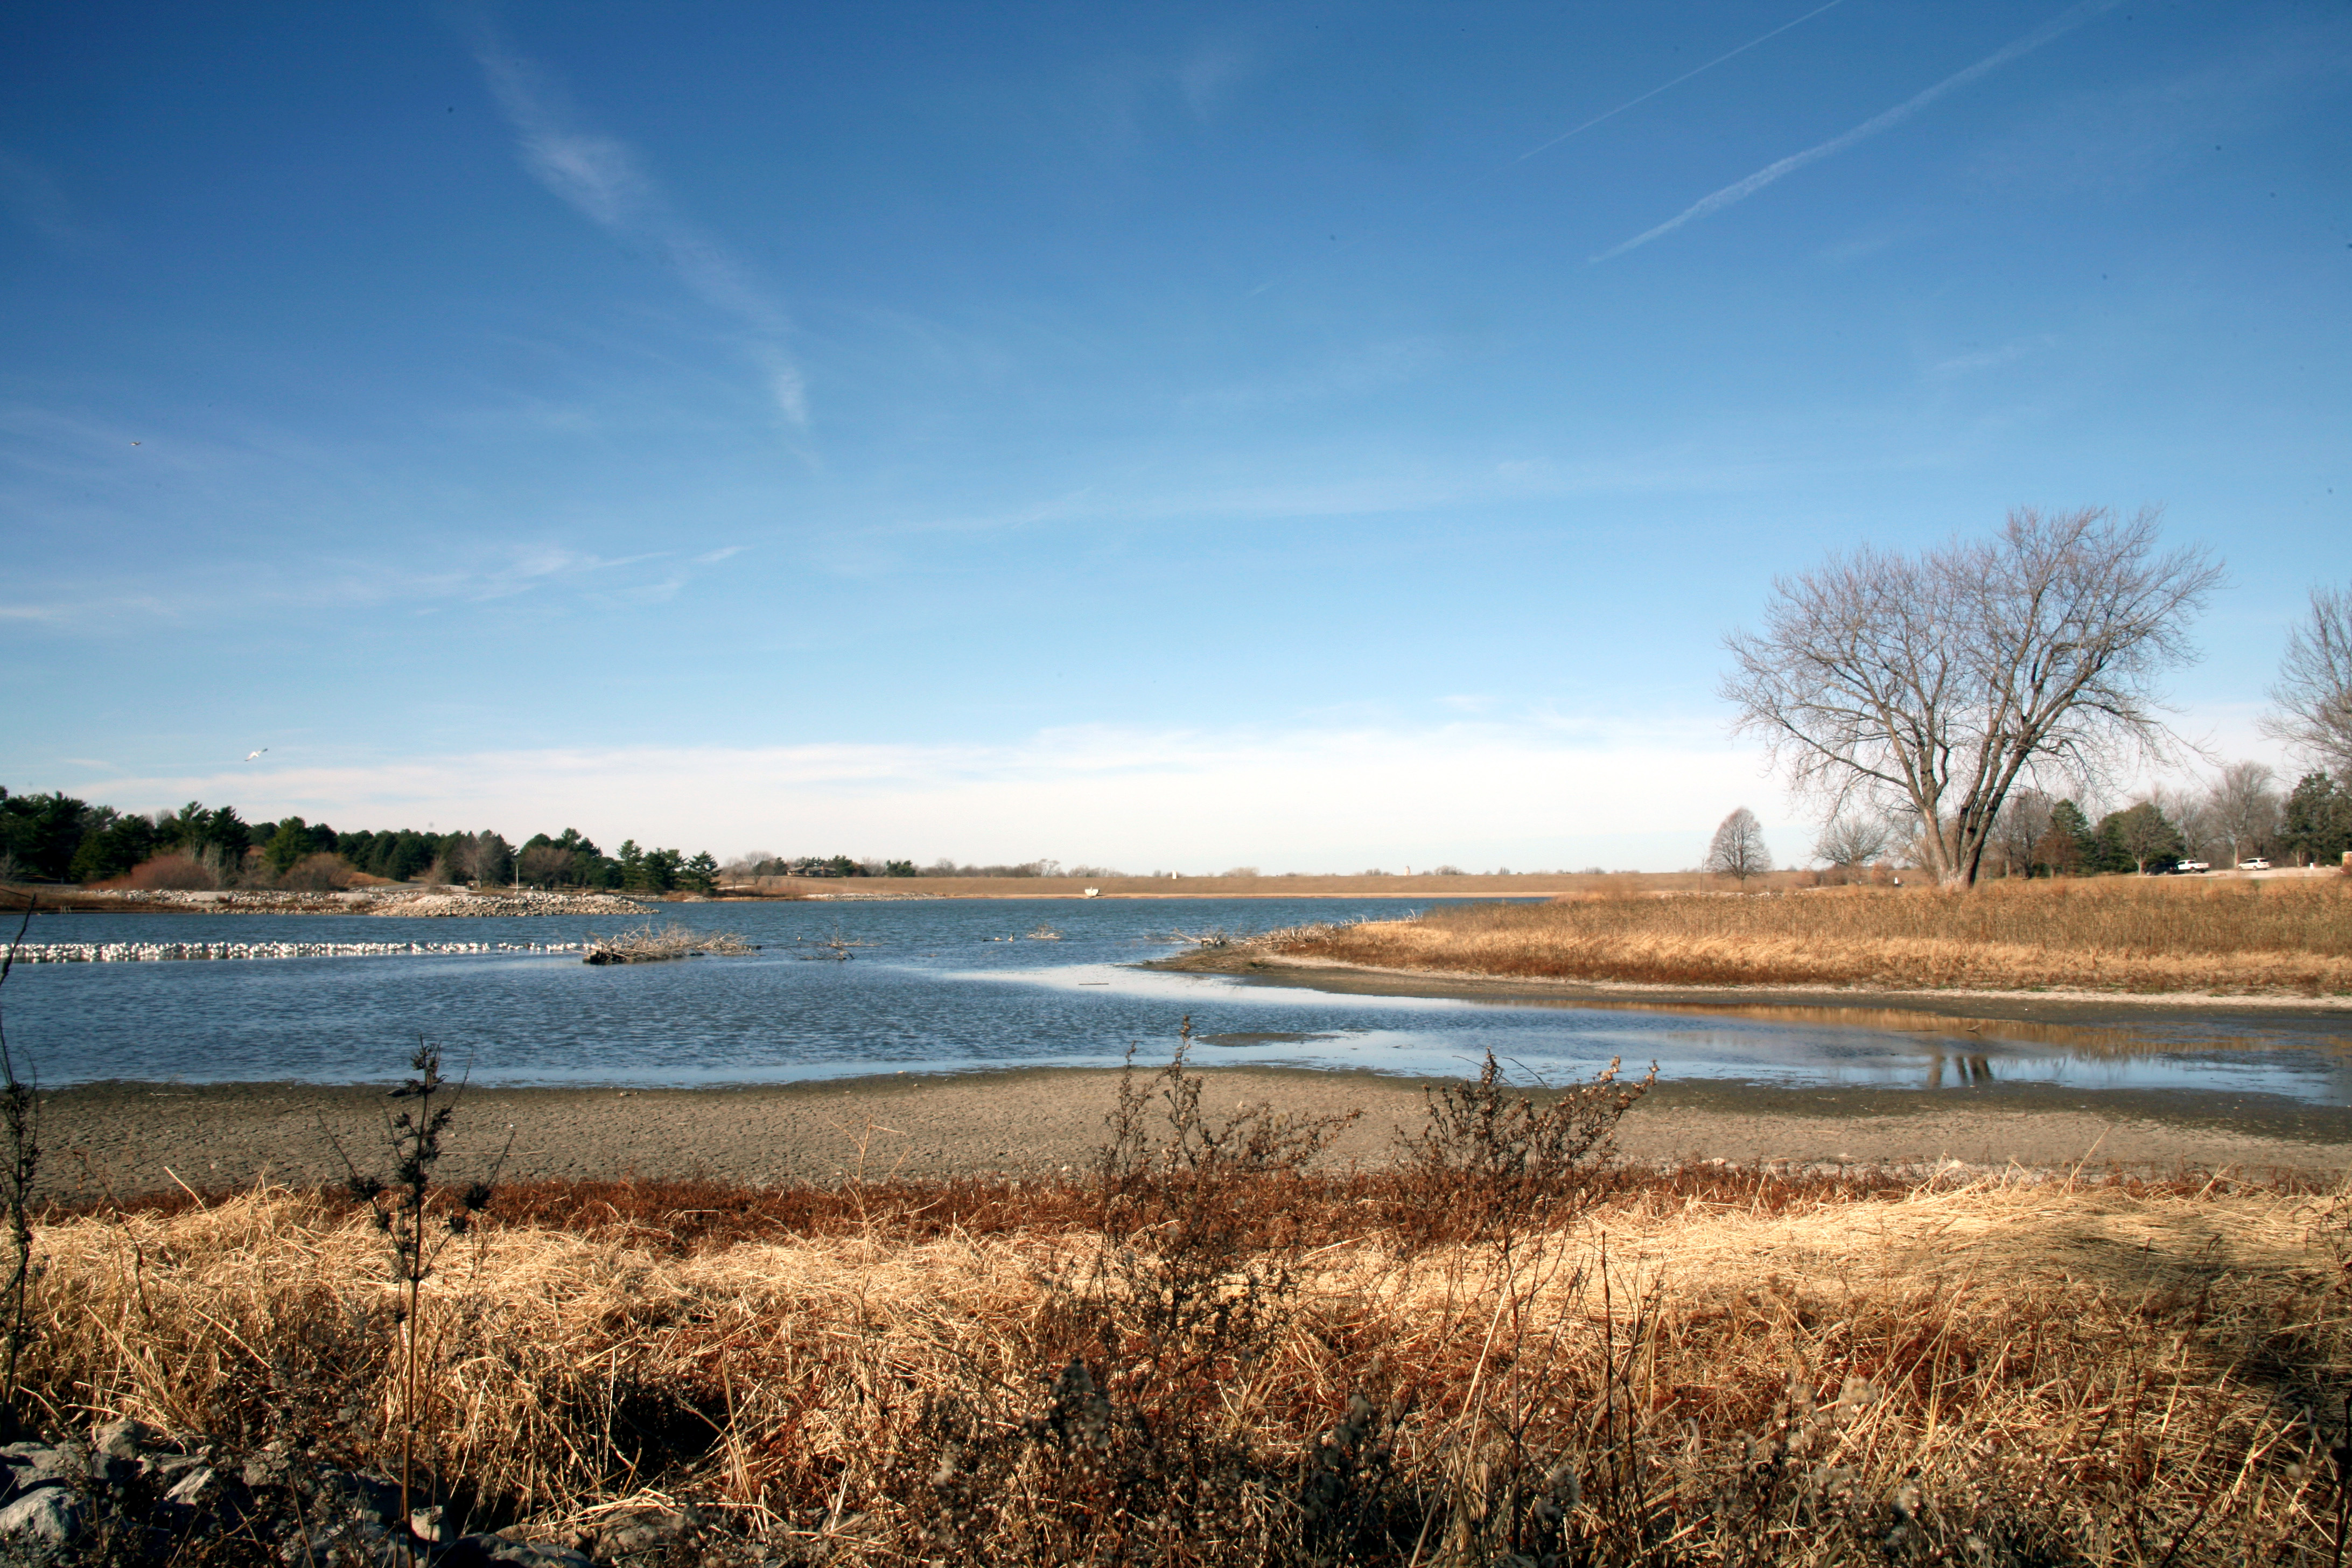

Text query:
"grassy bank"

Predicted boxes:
[[29, 1165, 2352, 1562], [1269, 877, 2352, 996]]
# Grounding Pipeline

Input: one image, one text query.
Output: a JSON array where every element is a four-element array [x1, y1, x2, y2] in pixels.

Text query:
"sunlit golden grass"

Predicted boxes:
[[1273, 876, 2352, 995], [29, 1167, 2352, 1563]]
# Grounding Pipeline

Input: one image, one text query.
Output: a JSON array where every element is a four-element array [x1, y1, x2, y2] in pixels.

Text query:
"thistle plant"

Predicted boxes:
[[328, 1041, 509, 1559]]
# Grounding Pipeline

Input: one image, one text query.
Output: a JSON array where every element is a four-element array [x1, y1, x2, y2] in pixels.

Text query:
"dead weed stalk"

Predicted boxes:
[[325, 1043, 510, 1558]]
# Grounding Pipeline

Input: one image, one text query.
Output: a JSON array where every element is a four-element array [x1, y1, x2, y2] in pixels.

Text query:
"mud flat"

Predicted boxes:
[[40, 1064, 2352, 1205]]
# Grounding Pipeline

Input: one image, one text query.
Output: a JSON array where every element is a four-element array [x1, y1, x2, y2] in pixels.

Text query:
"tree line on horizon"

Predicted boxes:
[[1703, 766, 2352, 886], [0, 791, 723, 895], [0, 795, 1149, 894]]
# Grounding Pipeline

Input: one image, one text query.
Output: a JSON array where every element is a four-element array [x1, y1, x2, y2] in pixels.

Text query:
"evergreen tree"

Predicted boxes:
[[2281, 773, 2352, 866], [67, 815, 158, 883], [263, 817, 321, 874], [2035, 799, 2094, 876], [0, 791, 94, 881], [2095, 801, 2185, 874]]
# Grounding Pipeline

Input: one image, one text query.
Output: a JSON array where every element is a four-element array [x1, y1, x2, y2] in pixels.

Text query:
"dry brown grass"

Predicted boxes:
[[26, 1163, 2352, 1564], [1273, 876, 2352, 996]]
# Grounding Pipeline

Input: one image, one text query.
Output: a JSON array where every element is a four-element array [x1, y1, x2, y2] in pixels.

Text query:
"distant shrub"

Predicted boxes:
[[108, 854, 216, 892], [278, 853, 353, 892]]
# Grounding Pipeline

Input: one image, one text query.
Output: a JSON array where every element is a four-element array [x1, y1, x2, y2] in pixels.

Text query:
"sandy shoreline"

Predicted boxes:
[[38, 1064, 2352, 1204]]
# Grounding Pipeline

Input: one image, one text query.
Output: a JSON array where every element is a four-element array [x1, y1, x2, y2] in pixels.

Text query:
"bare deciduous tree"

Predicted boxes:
[[1989, 788, 2055, 877], [516, 844, 573, 887], [1704, 807, 1773, 884], [463, 832, 513, 887], [1721, 507, 2221, 887], [2204, 761, 2280, 868], [2152, 784, 2216, 865], [723, 850, 781, 879], [2262, 584, 2352, 776], [1812, 813, 1891, 869]]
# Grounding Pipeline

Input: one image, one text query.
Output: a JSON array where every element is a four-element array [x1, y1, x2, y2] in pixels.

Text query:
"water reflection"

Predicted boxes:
[[1926, 1053, 1997, 1090], [1465, 997, 2294, 1060]]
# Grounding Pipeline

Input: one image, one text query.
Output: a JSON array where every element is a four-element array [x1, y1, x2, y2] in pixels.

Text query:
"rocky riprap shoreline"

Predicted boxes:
[[0, 1416, 747, 1565], [32, 888, 647, 918]]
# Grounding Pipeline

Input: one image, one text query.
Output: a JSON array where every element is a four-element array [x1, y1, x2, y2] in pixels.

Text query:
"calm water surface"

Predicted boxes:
[[8, 898, 2349, 1101]]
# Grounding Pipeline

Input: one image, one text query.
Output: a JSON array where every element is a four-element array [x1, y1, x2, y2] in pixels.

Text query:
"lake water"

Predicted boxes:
[[6, 897, 2349, 1102]]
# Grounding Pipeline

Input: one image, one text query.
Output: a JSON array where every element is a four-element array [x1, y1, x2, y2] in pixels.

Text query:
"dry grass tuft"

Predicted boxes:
[[26, 1161, 2352, 1563], [1275, 877, 2352, 995]]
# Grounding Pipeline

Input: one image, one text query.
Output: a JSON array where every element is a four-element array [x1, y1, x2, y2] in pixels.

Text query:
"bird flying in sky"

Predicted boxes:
[[244, 748, 267, 760]]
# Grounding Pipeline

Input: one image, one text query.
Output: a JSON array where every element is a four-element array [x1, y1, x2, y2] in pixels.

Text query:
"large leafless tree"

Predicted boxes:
[[2262, 584, 2352, 776], [1989, 788, 2055, 877], [1812, 812, 1891, 870], [1703, 807, 1773, 884], [2205, 760, 2281, 867], [1721, 507, 2221, 887]]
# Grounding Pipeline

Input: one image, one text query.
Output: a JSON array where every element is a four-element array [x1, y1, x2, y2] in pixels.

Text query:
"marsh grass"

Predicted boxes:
[[30, 1164, 2352, 1564], [1274, 877, 2352, 995]]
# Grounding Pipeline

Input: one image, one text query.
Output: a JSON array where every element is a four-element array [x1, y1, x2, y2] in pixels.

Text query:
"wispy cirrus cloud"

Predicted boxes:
[[471, 36, 810, 431], [1593, 0, 2120, 262], [1928, 335, 2057, 380]]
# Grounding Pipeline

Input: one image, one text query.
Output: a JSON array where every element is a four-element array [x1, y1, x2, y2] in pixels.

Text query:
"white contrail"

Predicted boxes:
[[1592, 0, 2119, 263], [1516, 0, 1850, 163], [1247, 0, 1847, 298], [472, 36, 810, 430]]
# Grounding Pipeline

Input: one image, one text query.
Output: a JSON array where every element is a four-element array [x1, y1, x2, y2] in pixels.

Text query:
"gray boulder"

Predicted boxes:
[[0, 1446, 74, 1496], [0, 1486, 81, 1551], [89, 1417, 168, 1462]]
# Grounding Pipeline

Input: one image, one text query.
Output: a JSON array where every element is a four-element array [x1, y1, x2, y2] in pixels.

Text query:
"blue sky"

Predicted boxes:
[[3, 1, 2346, 870]]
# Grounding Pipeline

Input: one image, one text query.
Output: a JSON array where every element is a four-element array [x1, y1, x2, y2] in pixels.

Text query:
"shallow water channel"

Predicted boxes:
[[8, 897, 2350, 1101]]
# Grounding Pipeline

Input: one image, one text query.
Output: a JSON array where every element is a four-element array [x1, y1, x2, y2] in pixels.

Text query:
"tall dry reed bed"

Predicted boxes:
[[25, 1163, 2352, 1563], [1276, 877, 2352, 995]]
